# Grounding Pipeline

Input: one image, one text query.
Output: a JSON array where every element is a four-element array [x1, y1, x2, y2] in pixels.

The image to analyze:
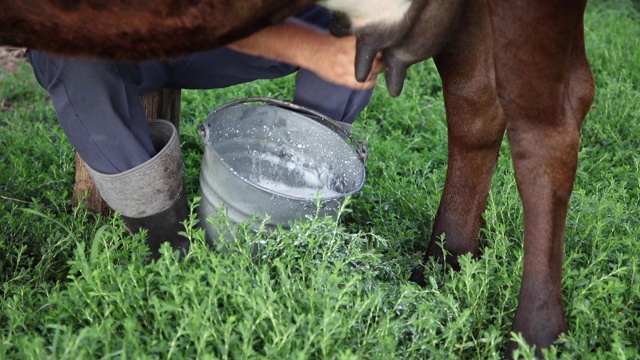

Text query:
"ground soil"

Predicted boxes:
[[0, 46, 27, 73]]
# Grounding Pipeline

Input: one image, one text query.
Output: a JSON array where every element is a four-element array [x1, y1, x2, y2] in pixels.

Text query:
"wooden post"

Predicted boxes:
[[72, 88, 182, 214], [140, 88, 182, 131]]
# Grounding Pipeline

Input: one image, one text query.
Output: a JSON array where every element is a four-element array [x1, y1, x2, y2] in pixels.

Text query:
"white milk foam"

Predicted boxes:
[[247, 150, 343, 198]]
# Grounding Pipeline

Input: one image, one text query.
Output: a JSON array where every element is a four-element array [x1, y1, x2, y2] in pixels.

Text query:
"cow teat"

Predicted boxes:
[[321, 0, 464, 96], [321, 0, 419, 95]]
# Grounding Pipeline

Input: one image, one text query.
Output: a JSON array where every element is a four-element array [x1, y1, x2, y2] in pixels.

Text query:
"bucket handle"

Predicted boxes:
[[200, 97, 369, 164]]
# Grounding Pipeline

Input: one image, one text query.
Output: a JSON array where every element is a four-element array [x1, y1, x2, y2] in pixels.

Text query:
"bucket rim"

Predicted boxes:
[[199, 97, 368, 163], [199, 97, 366, 201]]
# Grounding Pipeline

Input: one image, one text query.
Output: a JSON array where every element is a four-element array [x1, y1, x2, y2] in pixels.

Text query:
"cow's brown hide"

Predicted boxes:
[[0, 0, 316, 60]]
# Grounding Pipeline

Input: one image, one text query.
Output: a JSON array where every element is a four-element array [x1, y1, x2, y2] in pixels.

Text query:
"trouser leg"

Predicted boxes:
[[28, 50, 160, 174], [167, 48, 372, 125], [292, 69, 372, 125]]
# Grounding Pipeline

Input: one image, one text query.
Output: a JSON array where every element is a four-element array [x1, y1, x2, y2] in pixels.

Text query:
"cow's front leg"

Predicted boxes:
[[489, 0, 594, 355], [410, 1, 505, 285]]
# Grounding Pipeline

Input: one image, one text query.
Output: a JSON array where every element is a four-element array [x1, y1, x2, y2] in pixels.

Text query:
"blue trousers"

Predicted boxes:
[[29, 7, 373, 175]]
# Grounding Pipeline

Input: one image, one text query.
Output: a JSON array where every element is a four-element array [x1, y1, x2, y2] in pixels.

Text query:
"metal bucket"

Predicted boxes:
[[197, 97, 367, 244]]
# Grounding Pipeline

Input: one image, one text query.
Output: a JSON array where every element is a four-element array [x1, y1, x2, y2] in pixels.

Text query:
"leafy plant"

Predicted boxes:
[[1, 1, 639, 358]]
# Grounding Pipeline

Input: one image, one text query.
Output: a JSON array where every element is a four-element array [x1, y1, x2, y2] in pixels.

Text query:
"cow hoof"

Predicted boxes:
[[409, 265, 427, 287], [507, 292, 567, 359]]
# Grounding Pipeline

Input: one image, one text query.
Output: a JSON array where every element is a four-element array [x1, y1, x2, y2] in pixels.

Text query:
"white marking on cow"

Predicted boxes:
[[319, 0, 412, 29]]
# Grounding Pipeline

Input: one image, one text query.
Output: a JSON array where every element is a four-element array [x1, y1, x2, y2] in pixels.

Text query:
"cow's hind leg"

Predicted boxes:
[[410, 0, 505, 285], [489, 0, 594, 355]]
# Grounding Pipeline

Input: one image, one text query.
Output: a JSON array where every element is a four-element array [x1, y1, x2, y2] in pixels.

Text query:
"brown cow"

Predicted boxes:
[[0, 0, 316, 60], [326, 0, 594, 355], [0, 0, 595, 357]]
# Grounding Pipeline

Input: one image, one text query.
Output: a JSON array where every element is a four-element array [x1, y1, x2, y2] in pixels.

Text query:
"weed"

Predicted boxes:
[[1, 1, 639, 358]]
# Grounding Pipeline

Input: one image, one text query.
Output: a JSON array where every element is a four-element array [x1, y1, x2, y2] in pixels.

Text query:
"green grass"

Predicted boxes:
[[1, 1, 639, 358]]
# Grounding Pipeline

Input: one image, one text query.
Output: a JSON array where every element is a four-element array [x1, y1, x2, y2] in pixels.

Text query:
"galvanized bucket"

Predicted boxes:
[[197, 97, 367, 245]]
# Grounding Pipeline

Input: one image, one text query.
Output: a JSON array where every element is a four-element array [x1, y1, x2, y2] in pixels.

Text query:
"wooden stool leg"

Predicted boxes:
[[72, 88, 182, 214], [141, 88, 182, 130]]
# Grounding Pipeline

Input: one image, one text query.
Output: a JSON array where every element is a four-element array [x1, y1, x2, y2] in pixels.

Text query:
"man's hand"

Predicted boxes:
[[228, 19, 383, 90], [300, 33, 383, 90]]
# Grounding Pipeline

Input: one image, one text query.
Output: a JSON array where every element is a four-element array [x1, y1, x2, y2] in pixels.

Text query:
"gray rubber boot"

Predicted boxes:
[[86, 120, 190, 260]]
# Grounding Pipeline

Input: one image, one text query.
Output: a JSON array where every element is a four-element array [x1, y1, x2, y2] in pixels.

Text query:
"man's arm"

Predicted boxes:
[[227, 19, 383, 90]]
